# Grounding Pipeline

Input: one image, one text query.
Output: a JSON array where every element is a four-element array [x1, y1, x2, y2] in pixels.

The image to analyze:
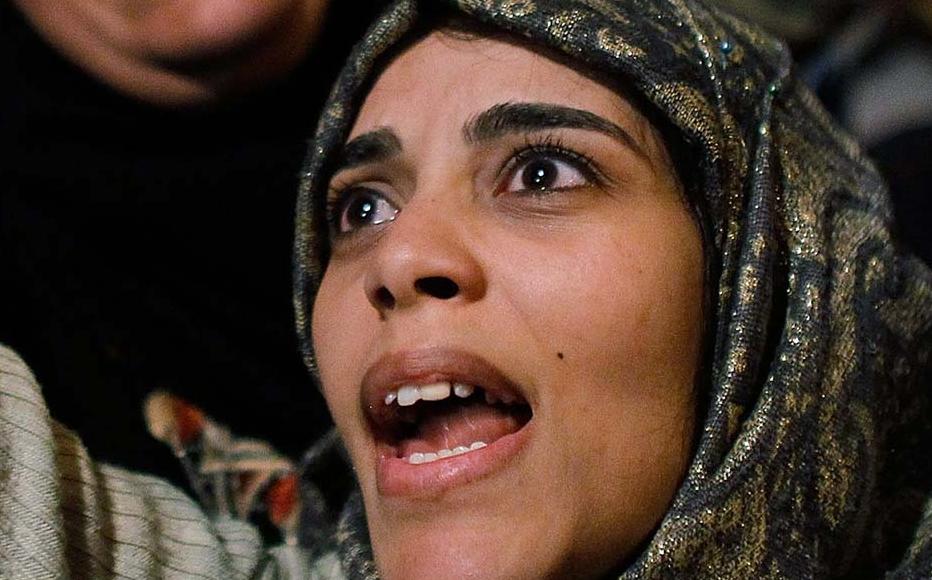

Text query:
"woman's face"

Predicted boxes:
[[312, 32, 704, 580]]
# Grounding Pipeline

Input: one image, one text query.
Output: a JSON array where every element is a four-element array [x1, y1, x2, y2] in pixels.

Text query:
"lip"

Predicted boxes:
[[360, 347, 534, 497]]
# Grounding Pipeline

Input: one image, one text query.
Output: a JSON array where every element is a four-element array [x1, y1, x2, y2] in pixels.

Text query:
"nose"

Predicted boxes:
[[364, 203, 486, 315]]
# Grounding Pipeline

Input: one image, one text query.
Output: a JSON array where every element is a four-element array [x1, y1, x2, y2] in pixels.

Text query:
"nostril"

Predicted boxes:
[[415, 276, 459, 299], [375, 287, 396, 309]]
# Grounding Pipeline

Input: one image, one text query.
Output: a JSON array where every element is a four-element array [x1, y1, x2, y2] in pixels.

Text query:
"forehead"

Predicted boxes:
[[349, 31, 651, 143]]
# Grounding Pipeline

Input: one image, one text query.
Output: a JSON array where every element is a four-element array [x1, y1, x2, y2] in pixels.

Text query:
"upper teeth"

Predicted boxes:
[[385, 382, 475, 406]]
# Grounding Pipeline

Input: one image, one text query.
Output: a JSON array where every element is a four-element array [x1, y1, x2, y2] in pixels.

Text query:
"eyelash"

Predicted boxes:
[[324, 135, 605, 231], [325, 185, 351, 228], [502, 135, 604, 191], [325, 181, 383, 231]]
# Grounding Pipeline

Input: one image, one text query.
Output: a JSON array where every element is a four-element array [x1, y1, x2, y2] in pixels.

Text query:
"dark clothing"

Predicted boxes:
[[0, 0, 380, 482], [872, 126, 932, 265]]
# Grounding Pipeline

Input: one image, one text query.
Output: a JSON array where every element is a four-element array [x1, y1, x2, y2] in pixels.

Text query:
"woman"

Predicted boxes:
[[292, 0, 932, 578], [1, 0, 930, 578], [308, 18, 703, 580]]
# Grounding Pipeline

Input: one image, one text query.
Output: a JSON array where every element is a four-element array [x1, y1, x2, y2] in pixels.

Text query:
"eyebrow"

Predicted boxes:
[[463, 102, 648, 159], [334, 127, 403, 172], [331, 102, 648, 175]]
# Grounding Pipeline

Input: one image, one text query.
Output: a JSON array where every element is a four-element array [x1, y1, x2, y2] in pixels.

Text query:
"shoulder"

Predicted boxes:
[[0, 344, 264, 579]]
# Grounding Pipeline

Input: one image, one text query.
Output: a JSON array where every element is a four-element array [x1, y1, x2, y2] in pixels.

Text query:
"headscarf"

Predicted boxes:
[[292, 1, 932, 577]]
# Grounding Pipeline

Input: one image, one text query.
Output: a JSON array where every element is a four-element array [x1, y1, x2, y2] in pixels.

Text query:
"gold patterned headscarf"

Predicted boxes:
[[293, 0, 932, 577]]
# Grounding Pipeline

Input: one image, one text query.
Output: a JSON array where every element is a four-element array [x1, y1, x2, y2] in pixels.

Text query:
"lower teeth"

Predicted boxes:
[[406, 441, 487, 464]]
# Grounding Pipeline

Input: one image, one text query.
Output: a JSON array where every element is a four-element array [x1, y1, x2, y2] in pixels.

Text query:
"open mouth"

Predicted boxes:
[[360, 349, 535, 495], [368, 381, 533, 465]]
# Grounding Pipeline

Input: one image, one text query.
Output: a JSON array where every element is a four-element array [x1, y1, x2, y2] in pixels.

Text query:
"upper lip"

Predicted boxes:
[[360, 347, 530, 431]]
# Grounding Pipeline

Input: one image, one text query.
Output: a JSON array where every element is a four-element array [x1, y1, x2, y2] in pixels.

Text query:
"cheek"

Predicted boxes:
[[499, 213, 704, 385], [311, 268, 371, 430], [487, 208, 703, 561], [497, 205, 703, 466]]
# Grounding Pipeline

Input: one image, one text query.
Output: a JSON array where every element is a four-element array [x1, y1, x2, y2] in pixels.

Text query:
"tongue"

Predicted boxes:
[[398, 400, 524, 457]]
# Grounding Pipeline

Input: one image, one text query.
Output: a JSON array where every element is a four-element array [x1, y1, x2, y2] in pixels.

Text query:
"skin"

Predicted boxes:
[[313, 32, 705, 580], [13, 0, 329, 106]]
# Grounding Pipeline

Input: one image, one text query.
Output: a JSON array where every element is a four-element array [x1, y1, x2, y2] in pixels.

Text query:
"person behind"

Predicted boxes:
[[0, 0, 383, 483], [10, 0, 331, 106], [3, 0, 932, 578]]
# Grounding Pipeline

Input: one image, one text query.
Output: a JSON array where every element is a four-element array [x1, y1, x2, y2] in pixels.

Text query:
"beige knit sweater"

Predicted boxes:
[[0, 344, 265, 579]]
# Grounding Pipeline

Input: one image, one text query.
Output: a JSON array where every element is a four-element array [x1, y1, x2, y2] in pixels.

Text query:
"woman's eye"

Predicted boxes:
[[503, 154, 591, 193], [333, 187, 399, 233]]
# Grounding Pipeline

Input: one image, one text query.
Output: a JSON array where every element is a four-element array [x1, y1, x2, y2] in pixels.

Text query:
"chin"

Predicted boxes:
[[367, 505, 564, 580], [130, 0, 312, 60], [320, 341, 683, 580]]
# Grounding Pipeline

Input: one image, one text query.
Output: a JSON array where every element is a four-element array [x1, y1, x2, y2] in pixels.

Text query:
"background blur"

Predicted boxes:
[[717, 0, 932, 264]]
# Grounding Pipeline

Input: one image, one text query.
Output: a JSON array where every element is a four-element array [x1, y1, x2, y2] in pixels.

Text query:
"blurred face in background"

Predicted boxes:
[[13, 0, 330, 104], [313, 31, 705, 580]]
